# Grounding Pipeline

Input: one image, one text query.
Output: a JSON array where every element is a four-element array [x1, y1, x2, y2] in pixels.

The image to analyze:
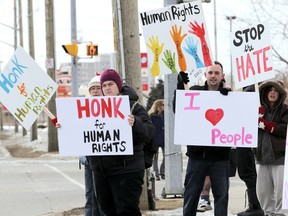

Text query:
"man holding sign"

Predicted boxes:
[[174, 61, 231, 216], [89, 69, 155, 216]]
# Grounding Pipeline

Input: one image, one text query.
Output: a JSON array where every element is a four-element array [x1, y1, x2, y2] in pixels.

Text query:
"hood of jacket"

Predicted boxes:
[[259, 81, 287, 108], [120, 85, 139, 102]]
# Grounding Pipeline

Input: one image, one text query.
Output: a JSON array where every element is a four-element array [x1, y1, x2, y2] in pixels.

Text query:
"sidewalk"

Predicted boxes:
[[142, 173, 246, 216], [0, 127, 247, 216]]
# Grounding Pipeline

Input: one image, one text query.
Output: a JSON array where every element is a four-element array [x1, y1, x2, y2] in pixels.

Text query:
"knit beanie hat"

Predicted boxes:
[[88, 74, 101, 91], [100, 69, 122, 91]]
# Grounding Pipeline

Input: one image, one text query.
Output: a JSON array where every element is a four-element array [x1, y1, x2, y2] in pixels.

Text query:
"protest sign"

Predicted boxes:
[[0, 46, 58, 130], [56, 96, 133, 156], [230, 22, 275, 90], [174, 90, 259, 147], [282, 127, 288, 209], [140, 1, 213, 83]]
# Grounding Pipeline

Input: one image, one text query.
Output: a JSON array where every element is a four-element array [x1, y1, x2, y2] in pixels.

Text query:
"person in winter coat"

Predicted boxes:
[[173, 61, 231, 216], [80, 74, 104, 216], [148, 99, 165, 181], [89, 69, 155, 216], [51, 74, 104, 216], [256, 81, 288, 216], [234, 84, 264, 216]]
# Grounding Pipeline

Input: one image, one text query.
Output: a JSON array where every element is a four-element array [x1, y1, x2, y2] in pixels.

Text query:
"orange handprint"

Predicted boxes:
[[146, 36, 164, 77], [170, 25, 187, 71], [188, 21, 212, 66]]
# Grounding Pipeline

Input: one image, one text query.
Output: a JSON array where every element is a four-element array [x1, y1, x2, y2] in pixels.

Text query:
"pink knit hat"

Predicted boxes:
[[100, 69, 122, 91]]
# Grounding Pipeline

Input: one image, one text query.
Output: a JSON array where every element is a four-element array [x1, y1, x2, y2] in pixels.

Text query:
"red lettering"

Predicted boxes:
[[253, 49, 262, 74], [113, 97, 125, 119], [236, 46, 273, 82], [236, 56, 245, 82], [101, 98, 112, 118], [77, 98, 90, 119], [263, 46, 272, 72], [245, 53, 255, 79], [91, 98, 100, 117]]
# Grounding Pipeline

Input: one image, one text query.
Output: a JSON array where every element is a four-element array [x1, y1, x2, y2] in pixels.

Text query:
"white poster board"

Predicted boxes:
[[282, 127, 288, 209], [0, 46, 58, 130], [140, 1, 213, 83], [174, 90, 259, 147], [56, 96, 133, 156], [230, 22, 275, 90]]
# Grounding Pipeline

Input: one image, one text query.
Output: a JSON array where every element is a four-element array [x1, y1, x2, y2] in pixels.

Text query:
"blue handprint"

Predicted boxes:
[[183, 36, 204, 68]]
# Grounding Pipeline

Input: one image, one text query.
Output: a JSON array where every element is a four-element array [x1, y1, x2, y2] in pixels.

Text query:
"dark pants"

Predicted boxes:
[[84, 165, 103, 216], [237, 148, 257, 189], [93, 170, 144, 216], [183, 157, 229, 216]]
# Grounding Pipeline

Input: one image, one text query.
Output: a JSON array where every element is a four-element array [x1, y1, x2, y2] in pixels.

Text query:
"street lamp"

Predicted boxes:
[[226, 15, 236, 90]]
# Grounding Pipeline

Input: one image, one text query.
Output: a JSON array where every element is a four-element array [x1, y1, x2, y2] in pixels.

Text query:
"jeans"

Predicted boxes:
[[183, 157, 229, 216], [93, 170, 144, 216], [84, 165, 102, 216]]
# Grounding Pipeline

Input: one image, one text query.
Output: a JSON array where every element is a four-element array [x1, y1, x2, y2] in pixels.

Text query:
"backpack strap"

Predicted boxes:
[[130, 100, 138, 114]]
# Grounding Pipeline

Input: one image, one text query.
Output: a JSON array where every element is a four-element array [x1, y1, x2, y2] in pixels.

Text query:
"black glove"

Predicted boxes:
[[177, 71, 189, 90], [220, 88, 230, 96]]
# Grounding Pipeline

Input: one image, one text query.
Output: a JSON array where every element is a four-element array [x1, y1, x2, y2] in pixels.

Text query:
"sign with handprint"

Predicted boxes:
[[174, 90, 259, 147], [0, 46, 58, 130], [282, 127, 288, 209], [140, 1, 213, 83], [230, 22, 275, 90]]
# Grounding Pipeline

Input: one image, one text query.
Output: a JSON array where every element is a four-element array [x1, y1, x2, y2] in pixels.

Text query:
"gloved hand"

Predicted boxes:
[[51, 117, 58, 127], [177, 71, 189, 90], [220, 88, 230, 96], [258, 117, 276, 133], [259, 105, 265, 118]]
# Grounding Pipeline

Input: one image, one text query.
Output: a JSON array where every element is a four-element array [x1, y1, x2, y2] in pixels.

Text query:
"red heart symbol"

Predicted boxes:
[[205, 108, 224, 126]]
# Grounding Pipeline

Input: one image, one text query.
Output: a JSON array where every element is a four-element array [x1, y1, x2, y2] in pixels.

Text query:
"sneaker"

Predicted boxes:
[[155, 175, 160, 181], [197, 199, 212, 212]]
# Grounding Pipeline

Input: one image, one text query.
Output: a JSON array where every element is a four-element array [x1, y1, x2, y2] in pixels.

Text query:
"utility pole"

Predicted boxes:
[[28, 0, 38, 140], [112, 0, 142, 104], [18, 0, 28, 136], [45, 0, 58, 152], [71, 0, 78, 97], [19, 0, 26, 136], [226, 15, 236, 90], [112, 0, 145, 209], [14, 0, 19, 133]]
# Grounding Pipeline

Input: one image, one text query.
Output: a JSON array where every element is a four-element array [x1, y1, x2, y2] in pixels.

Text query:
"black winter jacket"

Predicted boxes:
[[150, 113, 164, 148], [173, 81, 231, 161], [89, 85, 155, 176]]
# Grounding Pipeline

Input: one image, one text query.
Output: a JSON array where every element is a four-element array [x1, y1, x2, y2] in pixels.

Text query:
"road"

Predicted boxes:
[[0, 127, 247, 216], [0, 157, 85, 216]]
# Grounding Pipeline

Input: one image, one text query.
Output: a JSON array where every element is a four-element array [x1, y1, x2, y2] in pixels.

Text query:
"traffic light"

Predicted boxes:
[[62, 43, 78, 57], [86, 44, 98, 56]]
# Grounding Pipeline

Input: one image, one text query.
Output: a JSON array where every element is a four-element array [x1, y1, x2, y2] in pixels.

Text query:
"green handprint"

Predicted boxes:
[[146, 36, 164, 77], [162, 50, 177, 73]]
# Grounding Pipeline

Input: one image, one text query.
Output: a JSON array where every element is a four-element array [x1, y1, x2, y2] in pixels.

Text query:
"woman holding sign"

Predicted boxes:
[[256, 81, 288, 216], [89, 69, 155, 216]]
